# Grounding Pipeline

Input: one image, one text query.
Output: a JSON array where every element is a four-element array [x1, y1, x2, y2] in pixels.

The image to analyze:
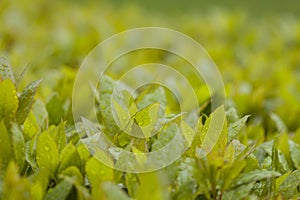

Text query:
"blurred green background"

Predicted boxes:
[[1, 0, 300, 132], [109, 0, 300, 16]]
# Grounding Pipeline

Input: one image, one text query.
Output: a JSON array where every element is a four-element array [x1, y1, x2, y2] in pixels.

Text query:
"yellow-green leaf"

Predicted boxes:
[[86, 153, 114, 189], [36, 131, 59, 176], [0, 79, 19, 124], [0, 121, 13, 170], [136, 172, 169, 200], [58, 143, 81, 173]]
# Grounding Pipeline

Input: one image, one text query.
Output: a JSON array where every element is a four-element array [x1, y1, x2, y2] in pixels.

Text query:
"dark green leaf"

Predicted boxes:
[[289, 140, 300, 168], [44, 179, 73, 200], [223, 182, 255, 200], [11, 123, 25, 170], [231, 170, 280, 188], [277, 170, 300, 198], [136, 86, 166, 110], [97, 75, 119, 137], [46, 93, 64, 125], [93, 182, 132, 200], [228, 115, 250, 141], [125, 173, 139, 198], [16, 80, 41, 124]]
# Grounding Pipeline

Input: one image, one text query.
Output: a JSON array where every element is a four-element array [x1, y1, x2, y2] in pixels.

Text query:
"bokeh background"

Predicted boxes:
[[1, 0, 300, 136]]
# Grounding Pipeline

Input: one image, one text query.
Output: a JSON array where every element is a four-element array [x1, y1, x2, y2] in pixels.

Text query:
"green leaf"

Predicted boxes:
[[180, 121, 195, 146], [0, 79, 19, 124], [270, 113, 287, 133], [23, 111, 40, 140], [125, 173, 139, 198], [136, 86, 166, 110], [46, 93, 64, 125], [76, 142, 91, 173], [135, 104, 153, 125], [221, 143, 256, 191], [44, 179, 73, 200], [231, 170, 280, 188], [25, 136, 38, 170], [73, 183, 91, 200], [29, 182, 44, 200], [97, 75, 119, 137], [225, 107, 239, 124], [103, 182, 132, 200], [293, 128, 300, 145], [175, 158, 197, 200], [289, 140, 300, 168], [28, 168, 49, 195], [36, 131, 59, 176], [16, 80, 41, 124], [274, 135, 293, 173], [152, 123, 179, 151], [0, 57, 15, 83], [98, 75, 116, 93], [0, 121, 12, 170], [134, 103, 161, 138], [136, 172, 169, 200], [15, 64, 29, 88], [48, 122, 67, 153], [32, 99, 49, 130], [223, 182, 255, 200], [200, 106, 227, 166], [112, 98, 133, 133], [3, 162, 33, 200], [58, 143, 81, 173], [277, 170, 300, 198], [93, 182, 132, 200], [60, 166, 83, 184], [228, 115, 250, 141], [277, 133, 292, 164], [86, 154, 114, 189], [11, 123, 26, 170]]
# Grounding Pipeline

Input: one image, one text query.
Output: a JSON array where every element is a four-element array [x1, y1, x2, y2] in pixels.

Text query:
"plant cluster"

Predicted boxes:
[[0, 1, 300, 199]]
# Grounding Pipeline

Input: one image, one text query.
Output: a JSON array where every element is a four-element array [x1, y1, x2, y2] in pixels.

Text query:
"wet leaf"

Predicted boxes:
[[0, 121, 13, 170], [228, 115, 250, 141], [93, 182, 132, 200], [58, 143, 81, 173], [0, 57, 15, 83], [231, 170, 280, 188], [0, 79, 19, 124], [86, 154, 114, 189], [44, 179, 73, 200], [16, 80, 41, 124], [36, 131, 59, 176], [11, 123, 26, 170], [277, 170, 300, 198]]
